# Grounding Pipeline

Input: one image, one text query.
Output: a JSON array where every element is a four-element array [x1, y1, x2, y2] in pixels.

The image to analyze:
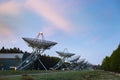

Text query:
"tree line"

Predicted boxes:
[[0, 46, 62, 70], [101, 44, 120, 73], [0, 46, 25, 53], [23, 53, 95, 70], [0, 46, 95, 70]]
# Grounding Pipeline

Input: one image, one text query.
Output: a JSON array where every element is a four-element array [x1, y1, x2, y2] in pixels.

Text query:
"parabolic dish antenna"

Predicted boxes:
[[17, 32, 57, 70], [51, 48, 75, 70], [69, 56, 80, 62], [68, 56, 80, 70], [23, 38, 57, 50], [56, 51, 75, 58]]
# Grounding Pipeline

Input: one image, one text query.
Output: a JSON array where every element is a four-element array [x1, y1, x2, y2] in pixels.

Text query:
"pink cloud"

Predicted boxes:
[[0, 22, 17, 45], [0, 1, 21, 16], [25, 0, 75, 34], [0, 22, 14, 38], [0, 0, 78, 36]]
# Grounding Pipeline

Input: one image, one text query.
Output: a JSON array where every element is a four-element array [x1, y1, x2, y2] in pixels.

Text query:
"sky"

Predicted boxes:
[[0, 0, 120, 65]]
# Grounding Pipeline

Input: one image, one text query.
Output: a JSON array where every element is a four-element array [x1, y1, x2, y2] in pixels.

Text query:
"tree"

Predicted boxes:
[[0, 47, 24, 53], [0, 47, 5, 53], [109, 45, 120, 72], [102, 56, 110, 71], [102, 44, 120, 73]]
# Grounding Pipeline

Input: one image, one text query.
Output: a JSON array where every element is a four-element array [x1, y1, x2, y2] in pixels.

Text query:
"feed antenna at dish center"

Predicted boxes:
[[51, 48, 75, 70], [16, 32, 57, 70]]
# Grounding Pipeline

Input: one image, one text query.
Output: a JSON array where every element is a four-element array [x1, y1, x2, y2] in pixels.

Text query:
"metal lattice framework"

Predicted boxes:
[[74, 59, 93, 70], [52, 48, 75, 70], [17, 32, 57, 70], [68, 56, 80, 70]]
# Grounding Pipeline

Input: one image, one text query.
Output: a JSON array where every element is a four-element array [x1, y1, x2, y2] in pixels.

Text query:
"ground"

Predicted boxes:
[[0, 70, 120, 80]]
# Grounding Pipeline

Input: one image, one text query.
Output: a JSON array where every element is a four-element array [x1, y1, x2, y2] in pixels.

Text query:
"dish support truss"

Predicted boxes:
[[52, 48, 74, 70], [52, 57, 66, 70], [17, 32, 55, 70], [16, 49, 47, 70], [68, 56, 80, 70], [69, 61, 78, 70]]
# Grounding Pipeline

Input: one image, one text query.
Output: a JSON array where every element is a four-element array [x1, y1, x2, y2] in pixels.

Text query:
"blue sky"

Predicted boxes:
[[0, 0, 120, 65]]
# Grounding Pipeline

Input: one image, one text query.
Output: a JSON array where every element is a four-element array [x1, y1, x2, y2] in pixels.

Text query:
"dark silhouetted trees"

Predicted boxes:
[[0, 46, 23, 53], [33, 54, 60, 70], [102, 44, 120, 73], [102, 56, 110, 71], [22, 53, 60, 70]]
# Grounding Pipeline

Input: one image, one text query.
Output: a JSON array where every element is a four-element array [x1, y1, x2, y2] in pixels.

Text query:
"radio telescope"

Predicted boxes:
[[68, 56, 80, 70], [52, 48, 75, 70], [69, 56, 80, 63], [17, 32, 57, 70], [56, 51, 75, 58]]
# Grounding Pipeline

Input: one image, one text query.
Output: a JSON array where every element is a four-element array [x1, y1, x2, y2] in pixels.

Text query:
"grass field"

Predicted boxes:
[[0, 70, 120, 80]]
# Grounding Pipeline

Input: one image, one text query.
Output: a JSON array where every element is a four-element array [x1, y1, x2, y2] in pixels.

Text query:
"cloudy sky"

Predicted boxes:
[[0, 0, 120, 65]]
